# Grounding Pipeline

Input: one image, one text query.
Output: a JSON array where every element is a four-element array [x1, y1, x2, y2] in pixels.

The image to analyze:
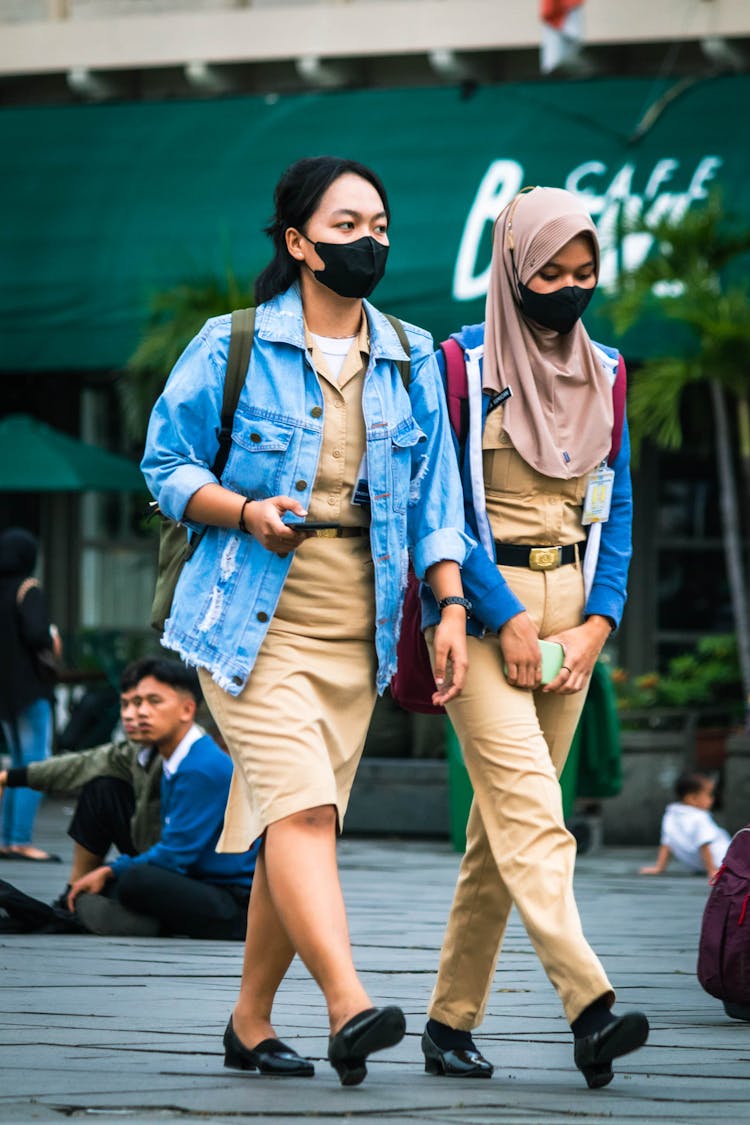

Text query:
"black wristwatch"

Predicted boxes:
[[438, 596, 473, 616]]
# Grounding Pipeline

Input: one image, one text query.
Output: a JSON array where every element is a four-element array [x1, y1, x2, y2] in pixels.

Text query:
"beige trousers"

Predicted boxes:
[[427, 562, 614, 1027]]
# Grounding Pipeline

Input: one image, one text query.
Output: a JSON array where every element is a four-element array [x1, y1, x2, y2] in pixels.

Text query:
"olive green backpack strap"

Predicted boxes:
[[383, 313, 411, 392], [213, 306, 256, 480], [150, 306, 256, 633]]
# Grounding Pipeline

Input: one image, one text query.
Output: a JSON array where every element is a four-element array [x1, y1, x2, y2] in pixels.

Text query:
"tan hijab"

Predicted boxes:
[[483, 186, 613, 479]]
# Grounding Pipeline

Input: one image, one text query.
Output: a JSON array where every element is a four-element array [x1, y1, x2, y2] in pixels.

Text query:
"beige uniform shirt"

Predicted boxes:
[[482, 406, 588, 546], [304, 316, 371, 529]]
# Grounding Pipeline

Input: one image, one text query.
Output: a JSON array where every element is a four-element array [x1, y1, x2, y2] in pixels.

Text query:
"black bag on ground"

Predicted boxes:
[[150, 307, 256, 633], [0, 878, 82, 934]]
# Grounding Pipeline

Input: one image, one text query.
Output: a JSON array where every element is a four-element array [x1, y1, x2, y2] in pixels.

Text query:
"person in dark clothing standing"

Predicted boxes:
[[0, 528, 60, 862]]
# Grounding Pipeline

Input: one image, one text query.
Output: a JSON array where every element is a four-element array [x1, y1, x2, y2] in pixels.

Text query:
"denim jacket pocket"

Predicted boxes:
[[223, 414, 298, 498], [390, 419, 427, 513]]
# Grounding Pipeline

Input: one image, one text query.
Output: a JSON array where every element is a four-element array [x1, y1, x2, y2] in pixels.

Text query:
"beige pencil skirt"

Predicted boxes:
[[198, 534, 377, 851]]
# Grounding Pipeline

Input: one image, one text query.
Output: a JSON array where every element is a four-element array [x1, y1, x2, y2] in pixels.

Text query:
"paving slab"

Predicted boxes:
[[0, 796, 748, 1123]]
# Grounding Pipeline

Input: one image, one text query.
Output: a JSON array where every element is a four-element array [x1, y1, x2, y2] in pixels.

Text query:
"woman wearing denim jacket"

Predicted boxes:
[[142, 157, 470, 1087], [419, 188, 649, 1089]]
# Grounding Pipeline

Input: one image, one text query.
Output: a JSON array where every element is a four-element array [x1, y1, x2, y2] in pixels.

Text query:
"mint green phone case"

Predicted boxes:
[[539, 639, 565, 684], [503, 639, 564, 684]]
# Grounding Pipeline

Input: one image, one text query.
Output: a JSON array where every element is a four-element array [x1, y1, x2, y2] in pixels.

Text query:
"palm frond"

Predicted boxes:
[[119, 272, 255, 442]]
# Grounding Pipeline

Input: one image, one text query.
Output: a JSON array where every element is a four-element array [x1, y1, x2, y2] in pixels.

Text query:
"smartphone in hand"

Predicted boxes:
[[538, 639, 565, 684], [503, 639, 564, 684]]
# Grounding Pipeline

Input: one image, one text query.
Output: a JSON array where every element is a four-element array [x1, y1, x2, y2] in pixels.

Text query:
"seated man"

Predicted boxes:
[[67, 659, 258, 940], [0, 657, 162, 901]]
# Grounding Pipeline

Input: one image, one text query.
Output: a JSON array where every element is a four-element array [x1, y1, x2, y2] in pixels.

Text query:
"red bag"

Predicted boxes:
[[390, 567, 444, 714], [697, 826, 750, 1005]]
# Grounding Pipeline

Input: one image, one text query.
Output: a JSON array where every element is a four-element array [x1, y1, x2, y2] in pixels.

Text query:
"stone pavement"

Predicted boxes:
[[1, 797, 749, 1124]]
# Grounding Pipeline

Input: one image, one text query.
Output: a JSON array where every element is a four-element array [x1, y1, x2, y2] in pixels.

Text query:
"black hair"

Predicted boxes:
[[121, 657, 202, 705], [675, 770, 713, 800], [120, 658, 156, 694], [254, 156, 390, 306]]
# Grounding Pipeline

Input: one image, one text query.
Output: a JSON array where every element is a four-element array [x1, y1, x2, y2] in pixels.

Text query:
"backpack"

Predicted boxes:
[[150, 309, 411, 634], [150, 307, 255, 633], [697, 826, 750, 1005], [389, 335, 627, 715]]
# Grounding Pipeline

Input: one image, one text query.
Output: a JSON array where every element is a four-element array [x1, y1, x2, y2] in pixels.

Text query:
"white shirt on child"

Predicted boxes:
[[660, 802, 731, 872]]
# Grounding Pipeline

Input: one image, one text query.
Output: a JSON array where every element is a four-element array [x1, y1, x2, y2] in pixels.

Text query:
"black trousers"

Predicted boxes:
[[114, 864, 249, 941], [68, 776, 137, 858], [68, 777, 249, 940]]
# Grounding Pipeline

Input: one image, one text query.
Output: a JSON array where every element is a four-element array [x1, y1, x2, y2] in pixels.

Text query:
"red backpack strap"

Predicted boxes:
[[608, 353, 627, 466], [439, 337, 469, 444]]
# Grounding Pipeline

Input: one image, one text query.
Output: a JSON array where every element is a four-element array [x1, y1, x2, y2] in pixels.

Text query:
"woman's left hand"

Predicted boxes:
[[431, 606, 469, 706], [542, 615, 612, 694]]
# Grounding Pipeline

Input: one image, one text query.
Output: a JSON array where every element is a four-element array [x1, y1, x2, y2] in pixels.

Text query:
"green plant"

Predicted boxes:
[[600, 191, 750, 729], [612, 634, 742, 718], [120, 270, 256, 442]]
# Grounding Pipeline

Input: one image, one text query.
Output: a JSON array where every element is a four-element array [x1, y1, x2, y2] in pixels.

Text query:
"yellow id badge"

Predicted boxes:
[[582, 466, 615, 525]]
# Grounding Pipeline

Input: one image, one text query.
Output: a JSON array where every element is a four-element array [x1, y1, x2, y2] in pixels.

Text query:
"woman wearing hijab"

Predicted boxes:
[[419, 187, 648, 1088], [0, 528, 60, 862]]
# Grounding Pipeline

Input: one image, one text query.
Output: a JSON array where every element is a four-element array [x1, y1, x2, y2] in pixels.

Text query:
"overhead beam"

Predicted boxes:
[[0, 0, 747, 77]]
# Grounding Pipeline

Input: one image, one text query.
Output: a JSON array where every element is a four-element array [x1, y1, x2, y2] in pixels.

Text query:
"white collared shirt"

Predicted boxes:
[[161, 724, 203, 778]]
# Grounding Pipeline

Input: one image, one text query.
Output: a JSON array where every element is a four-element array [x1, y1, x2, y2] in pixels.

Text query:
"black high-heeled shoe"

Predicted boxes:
[[223, 1016, 315, 1077], [573, 1011, 649, 1089], [328, 1006, 406, 1086], [421, 1025, 494, 1078]]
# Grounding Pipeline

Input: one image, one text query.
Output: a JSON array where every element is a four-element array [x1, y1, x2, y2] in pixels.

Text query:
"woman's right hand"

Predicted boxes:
[[243, 496, 312, 556], [499, 611, 542, 690]]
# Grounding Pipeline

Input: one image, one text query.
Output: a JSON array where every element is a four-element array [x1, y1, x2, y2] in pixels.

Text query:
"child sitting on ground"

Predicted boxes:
[[639, 771, 731, 880]]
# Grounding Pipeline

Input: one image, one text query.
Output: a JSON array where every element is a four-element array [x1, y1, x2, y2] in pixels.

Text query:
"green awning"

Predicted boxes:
[[0, 414, 145, 491], [1, 74, 748, 371]]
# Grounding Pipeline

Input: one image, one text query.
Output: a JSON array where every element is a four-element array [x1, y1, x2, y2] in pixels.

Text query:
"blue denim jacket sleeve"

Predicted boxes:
[[404, 340, 472, 577], [141, 324, 229, 530]]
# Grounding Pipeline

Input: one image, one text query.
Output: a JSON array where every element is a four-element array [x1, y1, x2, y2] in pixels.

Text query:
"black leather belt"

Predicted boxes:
[[494, 542, 584, 571], [314, 526, 369, 538]]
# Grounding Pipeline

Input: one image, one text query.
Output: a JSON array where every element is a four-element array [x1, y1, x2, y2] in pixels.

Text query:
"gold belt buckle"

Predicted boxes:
[[315, 528, 338, 538], [528, 546, 562, 571]]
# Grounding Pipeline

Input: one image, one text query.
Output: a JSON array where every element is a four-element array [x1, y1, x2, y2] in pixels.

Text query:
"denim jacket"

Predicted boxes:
[[421, 322, 633, 636], [142, 285, 470, 696]]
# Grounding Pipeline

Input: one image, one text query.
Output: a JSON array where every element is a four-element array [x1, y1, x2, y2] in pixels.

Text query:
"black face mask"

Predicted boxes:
[[303, 235, 389, 299], [517, 281, 594, 335]]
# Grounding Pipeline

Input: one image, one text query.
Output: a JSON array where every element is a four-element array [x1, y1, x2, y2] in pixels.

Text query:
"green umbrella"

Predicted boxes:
[[0, 414, 145, 492]]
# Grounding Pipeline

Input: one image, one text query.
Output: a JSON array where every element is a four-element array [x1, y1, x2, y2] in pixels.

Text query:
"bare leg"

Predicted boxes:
[[232, 842, 297, 1047], [69, 843, 103, 884], [237, 805, 371, 1039]]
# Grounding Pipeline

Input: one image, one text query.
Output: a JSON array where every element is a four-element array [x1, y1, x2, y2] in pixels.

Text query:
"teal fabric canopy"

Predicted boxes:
[[0, 414, 145, 491], [0, 74, 748, 372]]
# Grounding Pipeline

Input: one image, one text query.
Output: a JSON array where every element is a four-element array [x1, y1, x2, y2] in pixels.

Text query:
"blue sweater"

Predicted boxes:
[[110, 735, 258, 888], [421, 322, 633, 636]]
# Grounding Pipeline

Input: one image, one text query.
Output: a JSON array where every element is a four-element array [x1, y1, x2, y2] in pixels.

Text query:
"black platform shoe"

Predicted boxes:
[[223, 1017, 315, 1077], [421, 1025, 494, 1078], [574, 1011, 649, 1089], [328, 1006, 406, 1086]]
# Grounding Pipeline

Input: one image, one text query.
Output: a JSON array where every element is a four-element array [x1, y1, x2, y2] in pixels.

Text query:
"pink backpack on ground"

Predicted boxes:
[[697, 826, 750, 1005]]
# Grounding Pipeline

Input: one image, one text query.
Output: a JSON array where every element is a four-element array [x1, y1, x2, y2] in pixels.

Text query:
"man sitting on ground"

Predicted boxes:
[[0, 659, 257, 938], [0, 657, 162, 903], [66, 659, 258, 938]]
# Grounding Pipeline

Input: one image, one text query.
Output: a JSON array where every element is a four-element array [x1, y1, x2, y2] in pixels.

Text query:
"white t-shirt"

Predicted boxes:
[[660, 802, 731, 872], [309, 333, 356, 381]]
